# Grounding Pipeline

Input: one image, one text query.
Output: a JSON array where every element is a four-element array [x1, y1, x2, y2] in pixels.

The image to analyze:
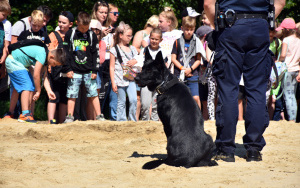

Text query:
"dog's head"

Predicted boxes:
[[135, 49, 170, 92]]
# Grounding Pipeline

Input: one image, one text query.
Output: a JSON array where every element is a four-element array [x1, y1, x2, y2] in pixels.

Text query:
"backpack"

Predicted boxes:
[[69, 27, 93, 51], [53, 31, 64, 49], [8, 39, 49, 63]]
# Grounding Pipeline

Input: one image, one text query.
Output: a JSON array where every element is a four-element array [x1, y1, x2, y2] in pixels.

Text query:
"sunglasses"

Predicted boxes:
[[110, 12, 120, 16]]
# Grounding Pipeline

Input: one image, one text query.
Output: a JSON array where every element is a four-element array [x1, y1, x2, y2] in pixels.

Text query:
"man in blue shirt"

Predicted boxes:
[[203, 0, 286, 162]]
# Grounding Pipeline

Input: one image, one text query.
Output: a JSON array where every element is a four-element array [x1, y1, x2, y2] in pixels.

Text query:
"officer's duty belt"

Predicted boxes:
[[235, 13, 268, 20]]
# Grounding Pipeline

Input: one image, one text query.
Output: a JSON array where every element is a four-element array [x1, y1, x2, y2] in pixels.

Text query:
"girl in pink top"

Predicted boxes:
[[276, 18, 300, 121]]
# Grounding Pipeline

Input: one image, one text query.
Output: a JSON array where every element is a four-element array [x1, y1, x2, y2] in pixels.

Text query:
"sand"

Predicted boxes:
[[0, 118, 299, 187]]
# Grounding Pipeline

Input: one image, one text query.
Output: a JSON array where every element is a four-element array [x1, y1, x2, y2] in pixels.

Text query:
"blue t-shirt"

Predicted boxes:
[[11, 45, 47, 68]]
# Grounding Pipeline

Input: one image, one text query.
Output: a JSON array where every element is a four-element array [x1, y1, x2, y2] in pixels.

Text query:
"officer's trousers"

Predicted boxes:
[[213, 18, 273, 154]]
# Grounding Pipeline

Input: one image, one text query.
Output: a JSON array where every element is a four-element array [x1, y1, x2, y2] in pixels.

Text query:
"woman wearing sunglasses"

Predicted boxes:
[[106, 3, 119, 32]]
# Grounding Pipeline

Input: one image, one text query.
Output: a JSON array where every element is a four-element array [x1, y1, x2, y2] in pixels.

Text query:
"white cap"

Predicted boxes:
[[90, 19, 102, 30], [187, 7, 200, 17]]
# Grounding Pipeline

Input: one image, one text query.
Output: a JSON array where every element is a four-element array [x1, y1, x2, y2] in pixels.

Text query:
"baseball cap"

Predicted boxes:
[[59, 11, 74, 22], [181, 7, 200, 18], [276, 18, 296, 31], [196, 25, 213, 37], [90, 19, 102, 30]]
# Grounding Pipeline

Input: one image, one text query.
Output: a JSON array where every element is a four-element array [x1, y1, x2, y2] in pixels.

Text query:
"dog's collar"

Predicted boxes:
[[156, 76, 179, 95]]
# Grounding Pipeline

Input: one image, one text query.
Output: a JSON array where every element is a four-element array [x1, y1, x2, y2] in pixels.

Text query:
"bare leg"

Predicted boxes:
[[67, 98, 76, 116], [268, 96, 275, 120], [8, 88, 19, 113], [47, 102, 56, 123], [136, 91, 141, 121], [20, 90, 32, 112], [89, 96, 101, 116], [238, 99, 244, 121]]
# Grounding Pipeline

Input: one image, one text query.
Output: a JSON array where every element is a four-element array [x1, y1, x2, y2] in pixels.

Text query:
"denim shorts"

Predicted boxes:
[[67, 72, 98, 98], [185, 76, 200, 97]]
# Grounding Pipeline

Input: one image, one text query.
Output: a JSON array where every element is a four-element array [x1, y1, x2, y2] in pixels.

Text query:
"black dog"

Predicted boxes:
[[135, 50, 217, 169]]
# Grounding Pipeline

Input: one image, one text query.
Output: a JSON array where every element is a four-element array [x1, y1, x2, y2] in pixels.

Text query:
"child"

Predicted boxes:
[[11, 5, 53, 44], [276, 18, 300, 121], [171, 16, 206, 108], [4, 45, 66, 123], [137, 28, 167, 121], [143, 7, 182, 73], [63, 11, 103, 123], [17, 10, 51, 45], [44, 11, 74, 124], [109, 22, 138, 121], [196, 25, 214, 120], [0, 0, 11, 77], [87, 19, 106, 120]]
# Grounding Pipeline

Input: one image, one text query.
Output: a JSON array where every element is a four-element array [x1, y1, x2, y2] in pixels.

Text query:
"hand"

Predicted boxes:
[[102, 27, 112, 38], [67, 71, 74, 79], [0, 56, 5, 64], [112, 82, 118, 93], [33, 91, 41, 101], [91, 73, 97, 79], [184, 68, 192, 76], [47, 91, 56, 100], [296, 74, 300, 82], [127, 59, 137, 67], [48, 65, 52, 73]]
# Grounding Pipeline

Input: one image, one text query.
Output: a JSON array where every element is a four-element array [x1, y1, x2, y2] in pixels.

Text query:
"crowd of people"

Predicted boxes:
[[0, 0, 299, 125]]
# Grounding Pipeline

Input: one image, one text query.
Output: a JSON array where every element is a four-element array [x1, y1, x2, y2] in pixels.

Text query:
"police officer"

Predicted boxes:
[[203, 0, 286, 162]]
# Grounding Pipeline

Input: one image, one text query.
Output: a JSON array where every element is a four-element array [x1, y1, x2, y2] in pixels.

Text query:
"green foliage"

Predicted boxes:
[[278, 0, 300, 22], [9, 0, 200, 34]]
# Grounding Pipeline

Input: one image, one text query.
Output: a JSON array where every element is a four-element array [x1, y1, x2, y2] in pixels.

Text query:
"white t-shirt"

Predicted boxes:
[[3, 19, 11, 41], [11, 17, 31, 37], [144, 29, 182, 63], [282, 35, 300, 72], [134, 46, 167, 68], [101, 26, 114, 60]]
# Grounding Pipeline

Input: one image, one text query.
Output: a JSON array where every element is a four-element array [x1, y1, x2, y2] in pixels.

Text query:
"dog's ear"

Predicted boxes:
[[144, 47, 152, 61], [154, 51, 164, 65]]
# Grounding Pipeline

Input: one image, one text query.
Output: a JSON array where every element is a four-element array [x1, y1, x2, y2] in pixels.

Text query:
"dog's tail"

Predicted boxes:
[[142, 160, 164, 170]]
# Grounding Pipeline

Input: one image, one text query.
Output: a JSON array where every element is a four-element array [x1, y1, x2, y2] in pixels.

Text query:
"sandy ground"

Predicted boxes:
[[0, 118, 299, 188]]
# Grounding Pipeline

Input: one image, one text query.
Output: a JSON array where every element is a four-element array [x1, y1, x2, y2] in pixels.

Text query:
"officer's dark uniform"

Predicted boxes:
[[213, 0, 273, 155]]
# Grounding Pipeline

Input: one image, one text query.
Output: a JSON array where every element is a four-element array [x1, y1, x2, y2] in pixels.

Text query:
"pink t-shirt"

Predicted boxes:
[[282, 35, 300, 72]]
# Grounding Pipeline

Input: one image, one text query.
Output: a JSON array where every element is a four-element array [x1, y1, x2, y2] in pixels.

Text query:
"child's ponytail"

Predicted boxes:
[[113, 21, 132, 46], [159, 6, 178, 30]]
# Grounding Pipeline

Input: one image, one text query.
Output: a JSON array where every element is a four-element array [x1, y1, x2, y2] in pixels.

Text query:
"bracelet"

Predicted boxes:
[[190, 67, 194, 72], [179, 66, 183, 70]]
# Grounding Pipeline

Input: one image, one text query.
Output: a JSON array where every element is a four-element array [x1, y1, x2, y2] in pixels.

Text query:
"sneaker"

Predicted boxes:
[[18, 113, 37, 123], [3, 112, 14, 119], [50, 119, 57, 124], [96, 114, 105, 121], [214, 149, 235, 162], [64, 115, 74, 123]]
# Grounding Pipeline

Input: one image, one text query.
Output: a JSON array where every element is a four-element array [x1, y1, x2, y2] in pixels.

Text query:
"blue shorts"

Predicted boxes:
[[185, 76, 199, 97], [67, 72, 98, 98], [6, 56, 35, 93]]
